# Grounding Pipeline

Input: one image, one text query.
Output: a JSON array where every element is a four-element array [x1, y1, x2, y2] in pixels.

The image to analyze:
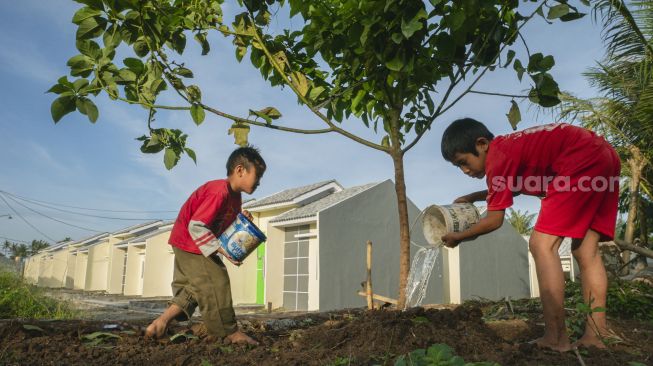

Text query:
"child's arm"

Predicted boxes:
[[441, 209, 504, 248], [454, 190, 488, 203]]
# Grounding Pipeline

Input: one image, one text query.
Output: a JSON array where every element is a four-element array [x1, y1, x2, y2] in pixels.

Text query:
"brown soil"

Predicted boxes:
[[1, 305, 651, 366]]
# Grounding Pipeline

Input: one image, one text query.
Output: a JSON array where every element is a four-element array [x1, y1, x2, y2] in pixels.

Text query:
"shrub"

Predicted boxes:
[[0, 270, 78, 319]]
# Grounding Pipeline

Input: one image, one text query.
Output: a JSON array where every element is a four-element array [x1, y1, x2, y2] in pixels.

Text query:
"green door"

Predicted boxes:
[[256, 242, 266, 304]]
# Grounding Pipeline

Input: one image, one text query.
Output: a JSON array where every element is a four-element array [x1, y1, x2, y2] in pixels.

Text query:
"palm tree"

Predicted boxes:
[[29, 240, 50, 255], [506, 208, 537, 235]]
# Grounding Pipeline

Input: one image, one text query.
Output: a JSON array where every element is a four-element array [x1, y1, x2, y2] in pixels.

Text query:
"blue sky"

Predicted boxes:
[[0, 1, 606, 244]]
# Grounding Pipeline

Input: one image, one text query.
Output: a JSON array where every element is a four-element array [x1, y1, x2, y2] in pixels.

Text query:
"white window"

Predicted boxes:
[[282, 225, 309, 311]]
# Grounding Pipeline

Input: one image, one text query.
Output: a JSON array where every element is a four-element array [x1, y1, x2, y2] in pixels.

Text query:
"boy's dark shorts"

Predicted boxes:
[[169, 246, 237, 337]]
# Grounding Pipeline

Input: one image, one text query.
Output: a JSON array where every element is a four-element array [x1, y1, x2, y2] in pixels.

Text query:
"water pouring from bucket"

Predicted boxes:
[[404, 203, 481, 309], [217, 213, 267, 262]]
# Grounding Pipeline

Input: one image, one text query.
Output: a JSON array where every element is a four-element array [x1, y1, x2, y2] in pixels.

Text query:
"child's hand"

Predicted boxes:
[[242, 210, 253, 221], [216, 247, 243, 266], [441, 232, 462, 248], [453, 195, 472, 204]]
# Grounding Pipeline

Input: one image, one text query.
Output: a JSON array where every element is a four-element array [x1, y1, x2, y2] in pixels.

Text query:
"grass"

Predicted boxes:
[[0, 270, 79, 319]]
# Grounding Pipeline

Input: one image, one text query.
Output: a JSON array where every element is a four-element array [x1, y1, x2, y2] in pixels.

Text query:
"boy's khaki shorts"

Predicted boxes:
[[169, 246, 236, 337]]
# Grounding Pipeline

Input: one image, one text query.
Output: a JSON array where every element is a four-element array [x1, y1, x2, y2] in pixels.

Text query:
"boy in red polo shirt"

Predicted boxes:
[[145, 146, 266, 345], [440, 118, 620, 352]]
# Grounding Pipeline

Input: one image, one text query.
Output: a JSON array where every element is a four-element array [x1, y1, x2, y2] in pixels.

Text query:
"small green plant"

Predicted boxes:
[[200, 360, 213, 366], [0, 270, 78, 319], [81, 331, 121, 348], [394, 344, 499, 366], [170, 331, 199, 343], [328, 356, 353, 366], [411, 316, 430, 325]]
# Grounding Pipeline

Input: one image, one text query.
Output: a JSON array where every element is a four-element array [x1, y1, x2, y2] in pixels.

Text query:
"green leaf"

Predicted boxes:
[[560, 12, 586, 22], [385, 57, 404, 72], [76, 40, 101, 59], [194, 32, 210, 55], [249, 109, 271, 124], [401, 9, 426, 39], [51, 96, 77, 123], [72, 7, 102, 25], [174, 67, 194, 78], [103, 25, 121, 49], [164, 148, 179, 170], [133, 40, 149, 57], [184, 148, 197, 164], [258, 106, 282, 120], [381, 135, 390, 147], [82, 332, 121, 341], [81, 98, 99, 122], [309, 86, 325, 101], [23, 325, 45, 332], [73, 78, 89, 92], [76, 16, 107, 40], [73, 0, 103, 10], [292, 72, 309, 97], [506, 100, 521, 130], [513, 59, 525, 81], [503, 50, 516, 68], [47, 84, 69, 95], [190, 104, 205, 125], [123, 58, 144, 74], [351, 89, 366, 111], [547, 4, 570, 19], [228, 123, 250, 146], [186, 85, 202, 102]]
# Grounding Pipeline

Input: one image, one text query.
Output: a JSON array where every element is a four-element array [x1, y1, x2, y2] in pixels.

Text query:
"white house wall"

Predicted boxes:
[[73, 252, 88, 290], [48, 250, 69, 288], [124, 245, 145, 296], [107, 246, 127, 294], [65, 252, 76, 289], [454, 218, 531, 302], [317, 180, 438, 311], [142, 231, 174, 297], [265, 225, 285, 309], [85, 242, 110, 291]]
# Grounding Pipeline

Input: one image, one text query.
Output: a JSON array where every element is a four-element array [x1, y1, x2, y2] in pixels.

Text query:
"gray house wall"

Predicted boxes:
[[317, 180, 443, 311], [458, 219, 530, 301]]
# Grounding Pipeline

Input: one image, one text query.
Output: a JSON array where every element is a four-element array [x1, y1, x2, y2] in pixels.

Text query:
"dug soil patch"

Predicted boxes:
[[1, 305, 651, 365]]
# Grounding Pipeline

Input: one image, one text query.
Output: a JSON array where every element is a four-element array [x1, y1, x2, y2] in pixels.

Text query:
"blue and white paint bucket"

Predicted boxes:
[[421, 203, 480, 246], [218, 213, 267, 262]]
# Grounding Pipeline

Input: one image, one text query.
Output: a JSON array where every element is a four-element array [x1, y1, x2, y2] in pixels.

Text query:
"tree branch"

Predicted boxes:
[[248, 16, 388, 152], [469, 90, 529, 98], [614, 239, 653, 260]]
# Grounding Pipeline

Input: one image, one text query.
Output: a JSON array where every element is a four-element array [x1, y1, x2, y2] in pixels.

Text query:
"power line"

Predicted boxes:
[[0, 194, 55, 243], [1, 193, 104, 233], [0, 190, 177, 213], [2, 191, 174, 221]]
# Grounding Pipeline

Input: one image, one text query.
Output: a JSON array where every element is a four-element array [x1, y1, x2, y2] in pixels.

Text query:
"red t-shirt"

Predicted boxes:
[[485, 123, 607, 210], [169, 179, 241, 255]]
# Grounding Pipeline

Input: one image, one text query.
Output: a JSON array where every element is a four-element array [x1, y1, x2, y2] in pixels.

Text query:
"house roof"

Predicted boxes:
[[270, 182, 378, 224], [115, 221, 174, 246], [243, 180, 343, 210], [111, 220, 163, 237]]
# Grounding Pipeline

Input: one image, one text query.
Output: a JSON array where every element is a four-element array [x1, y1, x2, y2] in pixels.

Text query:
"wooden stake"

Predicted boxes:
[[366, 240, 373, 310], [357, 291, 398, 305]]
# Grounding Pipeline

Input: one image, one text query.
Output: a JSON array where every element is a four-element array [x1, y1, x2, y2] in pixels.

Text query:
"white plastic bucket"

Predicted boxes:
[[217, 213, 267, 262], [421, 203, 480, 245]]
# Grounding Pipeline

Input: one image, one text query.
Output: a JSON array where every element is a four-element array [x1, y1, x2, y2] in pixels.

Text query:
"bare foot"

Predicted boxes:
[[573, 335, 607, 349], [225, 330, 259, 346], [144, 318, 168, 339], [530, 337, 574, 352]]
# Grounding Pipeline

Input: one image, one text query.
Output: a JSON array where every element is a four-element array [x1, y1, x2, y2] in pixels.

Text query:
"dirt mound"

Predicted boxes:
[[1, 305, 650, 365]]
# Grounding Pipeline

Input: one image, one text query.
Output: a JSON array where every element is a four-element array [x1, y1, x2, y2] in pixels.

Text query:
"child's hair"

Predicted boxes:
[[441, 118, 494, 161], [226, 145, 266, 177]]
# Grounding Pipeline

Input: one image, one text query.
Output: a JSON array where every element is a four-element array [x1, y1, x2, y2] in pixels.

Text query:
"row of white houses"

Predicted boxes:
[[23, 179, 577, 311]]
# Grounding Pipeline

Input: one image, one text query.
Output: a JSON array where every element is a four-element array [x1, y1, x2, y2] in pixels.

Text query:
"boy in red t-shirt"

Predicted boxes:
[[145, 146, 266, 345], [440, 118, 620, 351]]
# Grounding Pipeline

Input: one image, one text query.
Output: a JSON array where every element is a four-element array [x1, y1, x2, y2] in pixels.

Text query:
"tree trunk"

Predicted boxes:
[[623, 146, 645, 274], [391, 151, 410, 309], [386, 108, 410, 309]]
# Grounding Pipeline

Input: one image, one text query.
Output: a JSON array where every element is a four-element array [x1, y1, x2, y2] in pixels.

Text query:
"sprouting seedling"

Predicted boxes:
[[22, 324, 45, 333], [81, 331, 121, 348], [170, 332, 199, 343]]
